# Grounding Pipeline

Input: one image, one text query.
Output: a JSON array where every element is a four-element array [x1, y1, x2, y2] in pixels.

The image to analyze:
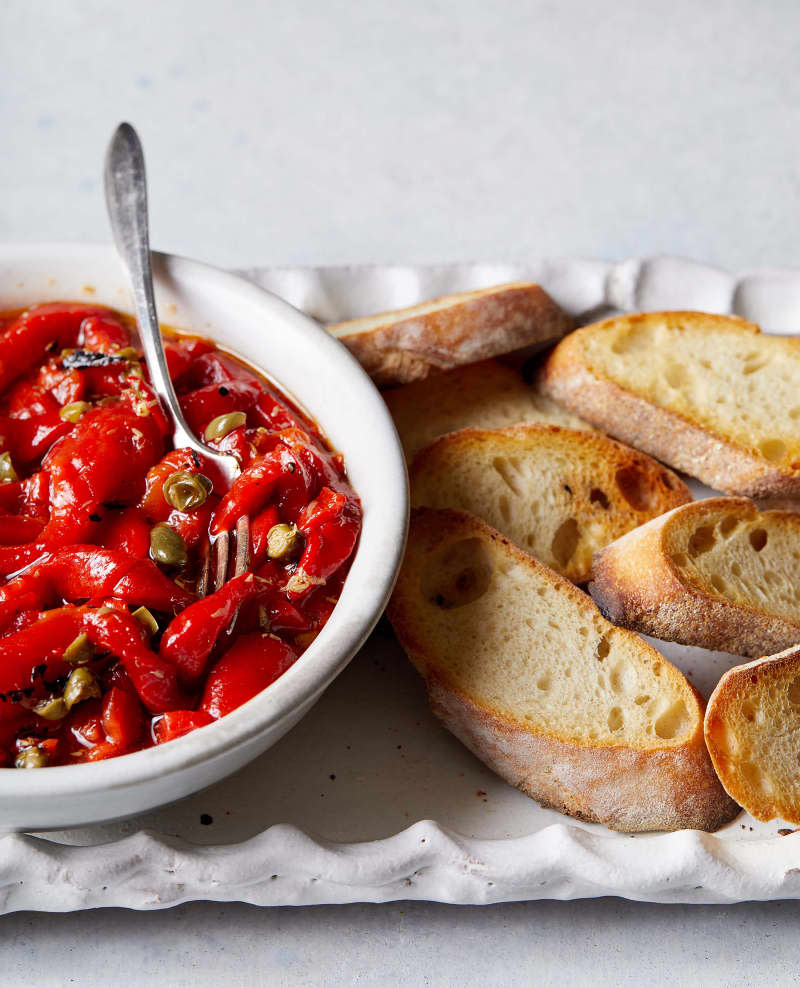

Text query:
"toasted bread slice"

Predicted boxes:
[[329, 283, 573, 387], [410, 424, 691, 583], [539, 311, 800, 498], [388, 508, 737, 832], [593, 497, 800, 658], [384, 358, 593, 462], [705, 647, 800, 823]]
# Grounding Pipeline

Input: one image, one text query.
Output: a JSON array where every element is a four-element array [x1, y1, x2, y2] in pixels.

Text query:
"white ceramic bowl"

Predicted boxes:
[[0, 242, 408, 830]]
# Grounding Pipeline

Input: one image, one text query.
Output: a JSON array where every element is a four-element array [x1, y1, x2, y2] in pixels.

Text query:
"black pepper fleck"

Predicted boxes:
[[200, 813, 213, 826]]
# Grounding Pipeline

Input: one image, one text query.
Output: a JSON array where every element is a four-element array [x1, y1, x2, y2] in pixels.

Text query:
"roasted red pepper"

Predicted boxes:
[[200, 633, 299, 719], [0, 302, 360, 766]]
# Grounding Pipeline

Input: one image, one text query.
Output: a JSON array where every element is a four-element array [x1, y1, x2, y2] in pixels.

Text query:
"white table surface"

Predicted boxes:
[[2, 0, 800, 984]]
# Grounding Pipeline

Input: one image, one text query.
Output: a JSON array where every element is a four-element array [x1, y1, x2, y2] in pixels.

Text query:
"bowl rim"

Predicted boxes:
[[0, 240, 409, 803]]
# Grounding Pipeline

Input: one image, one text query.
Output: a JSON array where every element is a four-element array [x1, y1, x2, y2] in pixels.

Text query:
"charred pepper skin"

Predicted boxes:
[[0, 303, 360, 764]]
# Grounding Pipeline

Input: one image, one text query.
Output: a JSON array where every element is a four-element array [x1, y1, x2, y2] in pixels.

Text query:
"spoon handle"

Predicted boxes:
[[104, 122, 240, 485]]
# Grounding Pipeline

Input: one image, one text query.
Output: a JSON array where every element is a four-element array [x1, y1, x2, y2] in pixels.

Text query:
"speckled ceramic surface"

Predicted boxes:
[[5, 255, 800, 910]]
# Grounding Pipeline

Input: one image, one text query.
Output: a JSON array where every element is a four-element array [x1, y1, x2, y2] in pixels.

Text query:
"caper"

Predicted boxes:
[[33, 696, 68, 721], [0, 452, 18, 484], [63, 632, 94, 665], [204, 411, 247, 441], [59, 400, 91, 423], [266, 523, 301, 560], [15, 746, 49, 769], [117, 346, 140, 360], [150, 524, 188, 569], [63, 667, 101, 711], [162, 470, 211, 512], [131, 605, 159, 636]]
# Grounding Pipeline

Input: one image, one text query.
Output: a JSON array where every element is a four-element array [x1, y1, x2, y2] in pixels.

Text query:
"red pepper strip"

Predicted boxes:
[[210, 425, 252, 467], [0, 512, 44, 544], [163, 338, 215, 387], [286, 491, 361, 600], [82, 609, 189, 713], [0, 592, 42, 636], [0, 401, 167, 576], [200, 633, 298, 719], [179, 379, 261, 435], [6, 363, 83, 416], [100, 686, 143, 750], [0, 481, 22, 511], [20, 471, 50, 519], [98, 509, 151, 559], [251, 390, 301, 432], [250, 505, 281, 567], [177, 350, 262, 390], [0, 412, 72, 464], [110, 559, 194, 612], [257, 592, 311, 633], [0, 303, 110, 392], [160, 572, 260, 685], [296, 486, 347, 530], [278, 427, 344, 493], [50, 546, 194, 611], [153, 709, 213, 745], [78, 313, 130, 352], [210, 442, 308, 536], [0, 607, 82, 694], [0, 546, 193, 613], [165, 501, 215, 550]]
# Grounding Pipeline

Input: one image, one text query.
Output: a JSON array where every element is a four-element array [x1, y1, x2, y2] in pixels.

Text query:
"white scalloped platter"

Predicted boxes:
[[6, 256, 800, 912]]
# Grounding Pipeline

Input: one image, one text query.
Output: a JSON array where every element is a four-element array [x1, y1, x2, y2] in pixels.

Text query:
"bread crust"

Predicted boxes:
[[430, 675, 737, 833], [329, 283, 573, 387], [410, 423, 691, 583], [539, 313, 800, 498], [592, 498, 800, 658], [705, 647, 800, 823], [389, 507, 738, 833]]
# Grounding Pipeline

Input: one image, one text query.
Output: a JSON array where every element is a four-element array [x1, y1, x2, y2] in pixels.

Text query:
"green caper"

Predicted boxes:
[[266, 523, 301, 560], [204, 411, 247, 441], [117, 346, 140, 360], [0, 452, 18, 484], [33, 696, 68, 721], [63, 667, 101, 711], [162, 470, 212, 512], [131, 605, 159, 636], [59, 400, 91, 424], [63, 632, 94, 665], [15, 746, 49, 769], [150, 524, 188, 569]]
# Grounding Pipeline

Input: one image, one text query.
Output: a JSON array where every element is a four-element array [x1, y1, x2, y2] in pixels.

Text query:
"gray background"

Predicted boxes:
[[2, 1, 799, 985]]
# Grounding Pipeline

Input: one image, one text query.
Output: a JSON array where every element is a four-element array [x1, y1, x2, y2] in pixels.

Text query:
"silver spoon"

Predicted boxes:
[[104, 121, 240, 488]]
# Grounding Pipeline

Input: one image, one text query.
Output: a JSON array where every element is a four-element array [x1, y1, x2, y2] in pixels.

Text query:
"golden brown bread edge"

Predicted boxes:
[[592, 498, 800, 658], [389, 507, 739, 833], [704, 647, 800, 823], [538, 313, 800, 498], [329, 283, 574, 387]]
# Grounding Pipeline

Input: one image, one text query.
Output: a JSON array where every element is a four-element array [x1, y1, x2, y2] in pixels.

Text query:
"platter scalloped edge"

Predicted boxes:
[[6, 254, 800, 911]]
